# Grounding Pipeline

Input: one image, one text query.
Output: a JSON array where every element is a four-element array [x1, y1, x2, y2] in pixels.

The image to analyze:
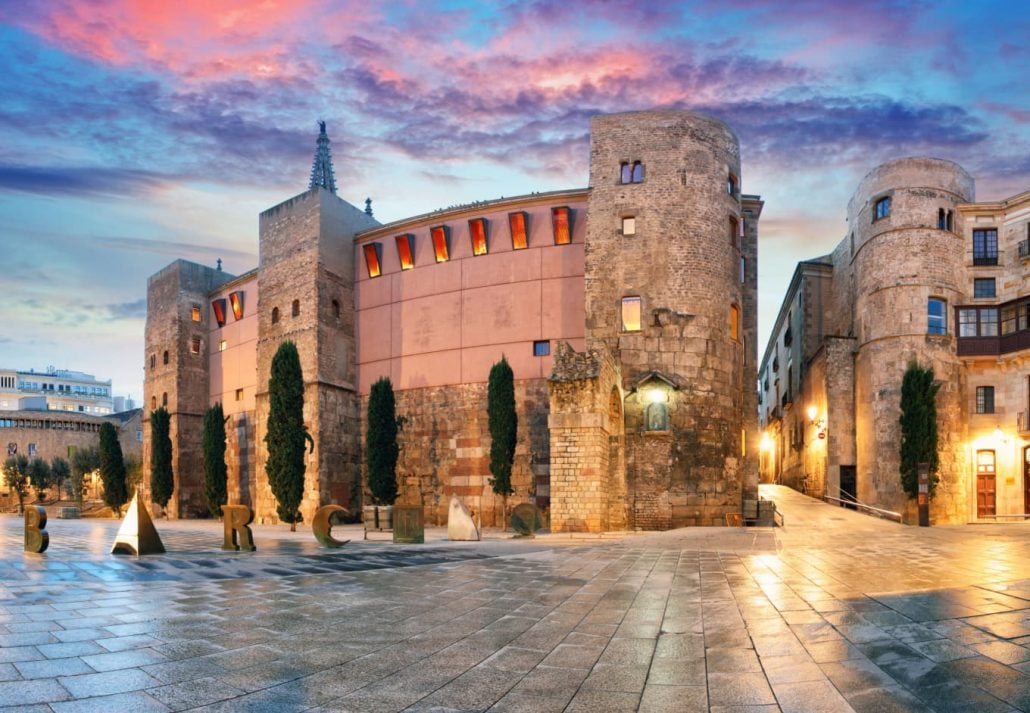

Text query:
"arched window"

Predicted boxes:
[[150, 396, 156, 410], [149, 354, 155, 369], [162, 392, 168, 407], [620, 162, 631, 184], [292, 299, 300, 317], [272, 307, 280, 324], [631, 161, 644, 183], [729, 305, 740, 341], [162, 350, 169, 365]]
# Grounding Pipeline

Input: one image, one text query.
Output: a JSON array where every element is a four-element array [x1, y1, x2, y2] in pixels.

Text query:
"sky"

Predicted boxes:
[[0, 0, 1027, 406]]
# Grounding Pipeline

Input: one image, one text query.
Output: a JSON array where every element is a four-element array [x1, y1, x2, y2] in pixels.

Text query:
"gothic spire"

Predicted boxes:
[[308, 120, 337, 194]]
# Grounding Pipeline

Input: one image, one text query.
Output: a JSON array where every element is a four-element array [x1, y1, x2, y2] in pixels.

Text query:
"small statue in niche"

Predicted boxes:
[[645, 401, 668, 431]]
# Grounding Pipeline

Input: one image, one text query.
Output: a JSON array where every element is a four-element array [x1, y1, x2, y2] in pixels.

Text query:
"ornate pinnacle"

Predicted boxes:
[[309, 120, 337, 194]]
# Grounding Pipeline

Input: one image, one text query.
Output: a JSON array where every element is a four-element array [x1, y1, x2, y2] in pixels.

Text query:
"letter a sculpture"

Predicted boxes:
[[111, 493, 166, 555]]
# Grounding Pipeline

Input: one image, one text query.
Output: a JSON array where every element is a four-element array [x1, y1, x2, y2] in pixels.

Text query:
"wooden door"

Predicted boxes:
[[1024, 447, 1030, 518], [976, 450, 996, 518]]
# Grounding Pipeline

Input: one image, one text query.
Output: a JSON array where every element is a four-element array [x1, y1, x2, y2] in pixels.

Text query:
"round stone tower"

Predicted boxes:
[[848, 157, 974, 522], [584, 110, 756, 528]]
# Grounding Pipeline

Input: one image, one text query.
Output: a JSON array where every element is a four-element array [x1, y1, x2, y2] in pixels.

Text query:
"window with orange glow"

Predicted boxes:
[[431, 226, 449, 262], [363, 243, 383, 278], [395, 234, 415, 270], [190, 336, 201, 355], [211, 299, 227, 327], [552, 207, 572, 245], [191, 304, 201, 322], [509, 212, 528, 250], [730, 305, 740, 341], [621, 296, 641, 332], [469, 218, 488, 256], [229, 291, 245, 320]]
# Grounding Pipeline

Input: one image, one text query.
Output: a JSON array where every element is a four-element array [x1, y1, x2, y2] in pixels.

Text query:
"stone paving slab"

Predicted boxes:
[[1, 486, 1029, 711]]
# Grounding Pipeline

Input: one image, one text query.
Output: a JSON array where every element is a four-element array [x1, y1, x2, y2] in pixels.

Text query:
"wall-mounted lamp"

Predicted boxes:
[[807, 404, 827, 440], [648, 388, 668, 404], [806, 405, 818, 422], [759, 431, 773, 452]]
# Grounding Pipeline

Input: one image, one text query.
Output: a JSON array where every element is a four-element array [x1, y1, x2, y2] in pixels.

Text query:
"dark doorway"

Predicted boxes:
[[839, 465, 857, 510]]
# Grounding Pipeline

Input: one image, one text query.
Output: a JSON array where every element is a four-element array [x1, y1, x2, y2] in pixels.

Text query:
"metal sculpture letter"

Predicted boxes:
[[221, 504, 256, 551], [312, 504, 349, 548], [25, 505, 49, 553]]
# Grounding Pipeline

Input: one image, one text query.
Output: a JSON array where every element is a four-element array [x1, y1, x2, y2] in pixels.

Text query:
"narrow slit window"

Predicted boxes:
[[218, 339, 227, 352], [508, 212, 528, 250], [740, 256, 746, 284], [619, 162, 631, 184], [229, 291, 245, 320], [621, 296, 641, 332], [730, 305, 740, 341], [149, 354, 155, 369], [395, 234, 415, 270], [291, 299, 300, 317], [469, 218, 488, 256], [551, 207, 572, 245], [332, 299, 341, 318], [363, 242, 383, 278], [622, 216, 636, 236], [162, 392, 167, 407], [874, 196, 891, 220], [431, 225, 450, 262], [729, 216, 739, 247], [211, 298, 227, 327], [272, 307, 280, 324], [938, 208, 946, 230], [163, 350, 169, 365], [235, 388, 244, 402]]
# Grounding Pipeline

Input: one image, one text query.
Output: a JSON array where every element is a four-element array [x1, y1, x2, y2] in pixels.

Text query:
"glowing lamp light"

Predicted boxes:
[[806, 405, 818, 422], [648, 388, 668, 404], [760, 432, 773, 452]]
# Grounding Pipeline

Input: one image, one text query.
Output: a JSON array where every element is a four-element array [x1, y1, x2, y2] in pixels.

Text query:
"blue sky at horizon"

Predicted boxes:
[[0, 0, 1027, 405]]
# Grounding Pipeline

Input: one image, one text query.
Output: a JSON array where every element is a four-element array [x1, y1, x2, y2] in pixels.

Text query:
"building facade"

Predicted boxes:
[[760, 157, 1030, 524], [0, 367, 115, 414], [144, 110, 761, 529]]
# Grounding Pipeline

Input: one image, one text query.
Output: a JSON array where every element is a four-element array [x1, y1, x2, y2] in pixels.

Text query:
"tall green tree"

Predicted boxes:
[[488, 356, 517, 524], [99, 421, 129, 516], [70, 446, 100, 504], [899, 362, 940, 499], [3, 454, 30, 513], [203, 402, 228, 518], [28, 457, 51, 502], [366, 377, 398, 506], [265, 341, 311, 530], [150, 407, 174, 509], [50, 456, 70, 501]]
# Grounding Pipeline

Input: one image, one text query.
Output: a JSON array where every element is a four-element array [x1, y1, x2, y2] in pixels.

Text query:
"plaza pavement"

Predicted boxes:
[[1, 485, 1029, 712]]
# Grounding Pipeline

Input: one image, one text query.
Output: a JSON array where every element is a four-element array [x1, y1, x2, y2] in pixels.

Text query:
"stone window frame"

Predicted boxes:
[[938, 208, 954, 232], [621, 215, 637, 237], [162, 392, 168, 407], [190, 304, 202, 322], [972, 228, 998, 266], [272, 306, 280, 324], [927, 297, 948, 335], [162, 350, 169, 365], [873, 195, 891, 222], [150, 396, 156, 409], [190, 336, 202, 355], [291, 299, 300, 318], [332, 299, 341, 319], [619, 161, 644, 185], [975, 385, 995, 414], [729, 215, 740, 249], [727, 173, 739, 197]]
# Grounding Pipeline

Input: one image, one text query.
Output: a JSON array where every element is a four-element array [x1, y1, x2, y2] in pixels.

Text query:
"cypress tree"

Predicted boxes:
[[150, 407, 174, 509], [99, 421, 129, 516], [899, 362, 940, 498], [366, 377, 398, 505], [488, 356, 517, 523], [203, 402, 229, 518], [265, 341, 307, 530]]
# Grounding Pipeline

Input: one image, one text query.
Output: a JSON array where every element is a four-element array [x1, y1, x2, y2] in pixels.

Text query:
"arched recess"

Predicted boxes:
[[608, 385, 629, 530]]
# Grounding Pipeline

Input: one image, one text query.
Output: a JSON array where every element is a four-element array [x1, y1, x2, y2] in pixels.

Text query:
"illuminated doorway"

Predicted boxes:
[[976, 449, 996, 518]]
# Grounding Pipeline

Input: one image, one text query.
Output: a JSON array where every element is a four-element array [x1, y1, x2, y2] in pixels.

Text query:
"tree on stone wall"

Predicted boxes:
[[3, 454, 30, 513], [266, 341, 312, 530], [488, 356, 517, 526], [203, 402, 228, 518], [50, 457, 70, 502], [99, 422, 129, 516], [899, 362, 940, 499], [366, 377, 398, 506], [28, 457, 51, 502], [150, 407, 174, 510]]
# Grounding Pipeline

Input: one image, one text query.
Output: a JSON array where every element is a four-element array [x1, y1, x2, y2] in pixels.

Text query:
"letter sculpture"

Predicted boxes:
[[111, 493, 166, 556], [312, 504, 349, 548], [25, 505, 49, 553], [221, 504, 256, 551]]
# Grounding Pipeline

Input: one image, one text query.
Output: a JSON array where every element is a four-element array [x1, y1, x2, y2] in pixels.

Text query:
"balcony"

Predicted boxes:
[[973, 255, 998, 266]]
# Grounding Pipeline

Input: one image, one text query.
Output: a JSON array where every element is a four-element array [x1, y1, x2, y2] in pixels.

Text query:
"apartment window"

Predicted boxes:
[[469, 218, 488, 256], [730, 305, 740, 341], [272, 307, 280, 324], [149, 354, 155, 369], [973, 229, 998, 265], [621, 296, 642, 332], [163, 350, 169, 365], [292, 299, 300, 317], [960, 307, 999, 337], [622, 216, 636, 236], [212, 298, 227, 327], [396, 234, 415, 269], [230, 291, 245, 320], [551, 207, 572, 245], [363, 242, 383, 278], [976, 386, 995, 414], [874, 196, 891, 220], [235, 388, 244, 401], [973, 278, 996, 298], [533, 340, 550, 357], [190, 336, 201, 355], [508, 212, 528, 250], [191, 304, 201, 322], [927, 298, 947, 335], [218, 339, 227, 352], [431, 225, 450, 262]]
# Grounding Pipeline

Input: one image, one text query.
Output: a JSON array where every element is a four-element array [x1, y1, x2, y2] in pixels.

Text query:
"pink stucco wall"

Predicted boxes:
[[208, 272, 259, 415], [355, 192, 588, 394]]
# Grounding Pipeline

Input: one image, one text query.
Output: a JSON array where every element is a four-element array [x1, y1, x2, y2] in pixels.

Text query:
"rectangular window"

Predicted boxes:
[[981, 308, 999, 336], [235, 388, 244, 401], [740, 256, 746, 284], [190, 336, 201, 355], [976, 386, 995, 414], [218, 339, 227, 352], [973, 229, 998, 265], [508, 212, 528, 250], [959, 308, 978, 337], [533, 340, 550, 356], [874, 196, 891, 220], [973, 278, 996, 298], [363, 242, 383, 278], [431, 226, 449, 262], [230, 291, 245, 320], [621, 296, 641, 332], [551, 207, 572, 245], [622, 216, 636, 236], [1002, 305, 1018, 335], [191, 304, 202, 322], [927, 298, 947, 335], [469, 218, 488, 256], [396, 234, 415, 270], [211, 298, 227, 327]]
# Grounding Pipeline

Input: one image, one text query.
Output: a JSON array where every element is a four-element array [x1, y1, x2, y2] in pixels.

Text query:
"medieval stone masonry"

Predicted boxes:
[[760, 157, 1030, 525], [144, 110, 761, 530]]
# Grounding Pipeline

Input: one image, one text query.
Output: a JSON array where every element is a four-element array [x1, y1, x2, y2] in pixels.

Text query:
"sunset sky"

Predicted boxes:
[[1, 0, 1027, 405]]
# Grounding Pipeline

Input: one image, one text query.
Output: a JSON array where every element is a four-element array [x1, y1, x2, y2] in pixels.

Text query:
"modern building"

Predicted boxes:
[[0, 367, 115, 414], [759, 157, 1030, 524], [143, 111, 761, 530]]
